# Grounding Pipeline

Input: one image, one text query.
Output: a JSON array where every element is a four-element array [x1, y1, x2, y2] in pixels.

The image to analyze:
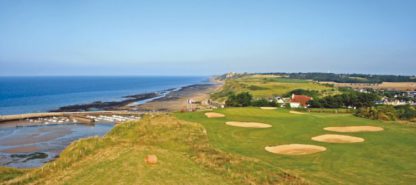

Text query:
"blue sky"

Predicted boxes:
[[0, 0, 415, 76]]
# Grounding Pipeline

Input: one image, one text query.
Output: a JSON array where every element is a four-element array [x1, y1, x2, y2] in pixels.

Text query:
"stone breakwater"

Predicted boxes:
[[0, 111, 144, 123]]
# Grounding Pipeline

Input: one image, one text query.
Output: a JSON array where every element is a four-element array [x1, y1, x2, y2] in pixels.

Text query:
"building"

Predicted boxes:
[[379, 96, 412, 106], [274, 96, 286, 104], [289, 94, 312, 108], [407, 91, 416, 98], [225, 72, 237, 78]]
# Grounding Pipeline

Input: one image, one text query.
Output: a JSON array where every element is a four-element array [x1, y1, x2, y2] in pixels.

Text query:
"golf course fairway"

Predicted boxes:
[[176, 107, 416, 184]]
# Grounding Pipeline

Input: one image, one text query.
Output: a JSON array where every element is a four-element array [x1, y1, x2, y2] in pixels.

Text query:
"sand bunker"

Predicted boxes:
[[324, 126, 384, 133], [205, 112, 225, 118], [265, 144, 326, 155], [225, 121, 272, 128], [289, 111, 305, 115], [312, 134, 364, 143], [260, 107, 277, 110]]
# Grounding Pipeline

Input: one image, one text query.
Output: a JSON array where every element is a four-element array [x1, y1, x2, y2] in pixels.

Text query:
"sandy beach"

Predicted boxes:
[[133, 83, 221, 112]]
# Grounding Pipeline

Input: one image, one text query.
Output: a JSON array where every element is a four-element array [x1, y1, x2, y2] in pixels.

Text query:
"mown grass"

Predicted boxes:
[[1, 114, 305, 185], [298, 108, 354, 114], [212, 75, 336, 101], [175, 108, 416, 184]]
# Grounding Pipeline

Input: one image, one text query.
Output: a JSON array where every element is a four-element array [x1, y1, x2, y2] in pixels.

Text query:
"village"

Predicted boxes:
[[272, 89, 416, 108]]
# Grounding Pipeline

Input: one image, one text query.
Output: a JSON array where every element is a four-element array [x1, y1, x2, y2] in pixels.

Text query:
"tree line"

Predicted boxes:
[[308, 92, 379, 108], [225, 90, 381, 109], [355, 105, 416, 121], [223, 90, 416, 122], [225, 92, 278, 107], [259, 72, 416, 83]]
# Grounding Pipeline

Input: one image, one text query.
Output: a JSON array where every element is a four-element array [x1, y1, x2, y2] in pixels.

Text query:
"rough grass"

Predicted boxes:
[[0, 167, 27, 182], [175, 108, 416, 184], [1, 114, 305, 185], [212, 75, 336, 101]]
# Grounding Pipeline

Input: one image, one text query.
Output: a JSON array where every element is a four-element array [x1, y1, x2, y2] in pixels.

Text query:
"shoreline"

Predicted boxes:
[[0, 79, 222, 168], [49, 83, 217, 113], [133, 83, 219, 112], [0, 78, 222, 122]]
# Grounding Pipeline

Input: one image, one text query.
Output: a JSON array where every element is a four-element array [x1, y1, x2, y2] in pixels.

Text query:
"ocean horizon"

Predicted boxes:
[[0, 76, 208, 115]]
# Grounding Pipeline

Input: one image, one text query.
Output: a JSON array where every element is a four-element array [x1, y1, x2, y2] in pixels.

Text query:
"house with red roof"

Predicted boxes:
[[289, 94, 312, 108]]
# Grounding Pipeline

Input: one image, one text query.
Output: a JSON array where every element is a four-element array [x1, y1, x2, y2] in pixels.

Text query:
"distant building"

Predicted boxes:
[[271, 96, 287, 107], [225, 72, 237, 78], [274, 96, 286, 104], [407, 91, 416, 98], [358, 89, 369, 93], [289, 94, 312, 108], [380, 96, 410, 106]]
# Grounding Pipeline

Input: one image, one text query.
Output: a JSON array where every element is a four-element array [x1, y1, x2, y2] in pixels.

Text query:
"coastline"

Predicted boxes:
[[133, 83, 220, 112], [0, 78, 222, 120], [49, 76, 222, 113], [0, 78, 221, 168], [0, 76, 209, 115], [50, 83, 219, 113]]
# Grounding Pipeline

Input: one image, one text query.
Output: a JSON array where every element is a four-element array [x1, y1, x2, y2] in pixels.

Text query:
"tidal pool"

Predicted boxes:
[[0, 122, 114, 168]]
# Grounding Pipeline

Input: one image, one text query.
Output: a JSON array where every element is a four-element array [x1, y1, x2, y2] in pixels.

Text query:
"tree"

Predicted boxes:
[[355, 92, 379, 108], [308, 100, 322, 108], [307, 91, 379, 109], [285, 89, 319, 98], [225, 92, 253, 107], [252, 98, 276, 107], [396, 105, 416, 120]]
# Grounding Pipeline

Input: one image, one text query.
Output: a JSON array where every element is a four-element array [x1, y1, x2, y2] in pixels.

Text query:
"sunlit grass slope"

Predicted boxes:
[[1, 115, 304, 185], [212, 75, 336, 101], [176, 108, 416, 184]]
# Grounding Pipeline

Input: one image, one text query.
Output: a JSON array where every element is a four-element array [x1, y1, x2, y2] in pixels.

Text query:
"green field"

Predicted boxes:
[[212, 75, 336, 101], [0, 115, 304, 185], [176, 108, 416, 184], [2, 108, 415, 184]]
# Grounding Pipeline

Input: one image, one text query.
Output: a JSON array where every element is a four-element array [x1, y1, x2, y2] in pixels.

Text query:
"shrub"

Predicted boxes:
[[225, 92, 253, 107], [354, 105, 416, 121], [252, 98, 276, 107], [309, 91, 380, 109], [285, 89, 319, 98], [248, 85, 269, 90], [396, 105, 416, 120]]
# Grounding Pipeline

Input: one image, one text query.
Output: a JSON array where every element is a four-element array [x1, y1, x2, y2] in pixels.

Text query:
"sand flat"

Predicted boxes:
[[1, 145, 41, 153]]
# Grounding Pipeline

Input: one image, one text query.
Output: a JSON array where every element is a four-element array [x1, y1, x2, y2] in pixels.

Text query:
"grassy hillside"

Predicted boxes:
[[212, 75, 336, 101], [1, 115, 304, 185], [3, 108, 415, 184], [176, 108, 416, 184]]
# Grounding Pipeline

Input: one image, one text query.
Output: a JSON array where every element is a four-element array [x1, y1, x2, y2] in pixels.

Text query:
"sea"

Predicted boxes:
[[0, 76, 208, 168], [0, 76, 208, 115]]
